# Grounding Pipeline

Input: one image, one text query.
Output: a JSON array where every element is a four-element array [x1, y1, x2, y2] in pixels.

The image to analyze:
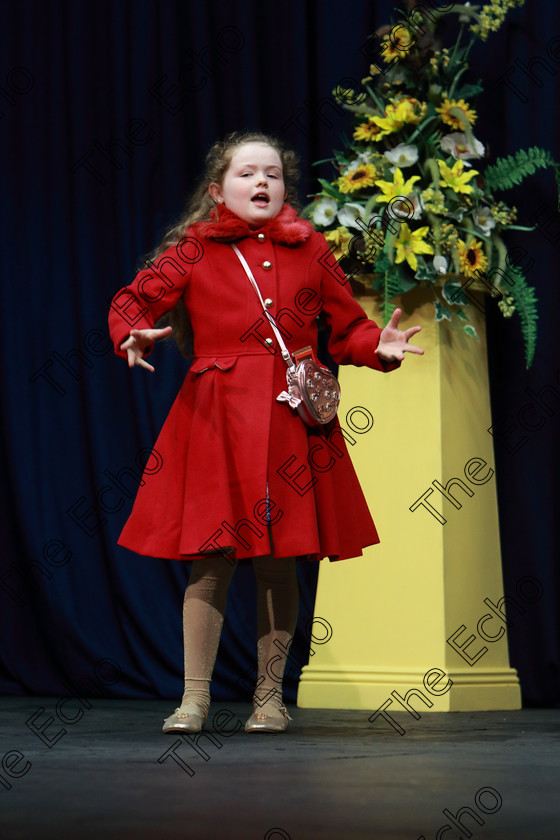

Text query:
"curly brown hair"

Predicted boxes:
[[146, 131, 301, 356]]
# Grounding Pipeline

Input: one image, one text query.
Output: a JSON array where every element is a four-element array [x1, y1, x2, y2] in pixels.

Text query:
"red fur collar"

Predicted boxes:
[[192, 204, 313, 245]]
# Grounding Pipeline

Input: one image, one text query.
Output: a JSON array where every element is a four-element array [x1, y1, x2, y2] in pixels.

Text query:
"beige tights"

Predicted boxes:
[[253, 554, 299, 713], [179, 552, 299, 718], [179, 553, 237, 718]]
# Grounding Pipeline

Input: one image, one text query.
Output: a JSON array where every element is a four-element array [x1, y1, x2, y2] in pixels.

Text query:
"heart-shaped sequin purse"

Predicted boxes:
[[281, 346, 340, 426]]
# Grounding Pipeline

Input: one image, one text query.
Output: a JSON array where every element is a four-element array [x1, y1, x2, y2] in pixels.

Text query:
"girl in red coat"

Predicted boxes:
[[108, 131, 423, 734]]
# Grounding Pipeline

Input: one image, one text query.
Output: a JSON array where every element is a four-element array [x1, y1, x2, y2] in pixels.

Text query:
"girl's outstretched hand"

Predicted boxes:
[[375, 308, 424, 363], [120, 326, 173, 372]]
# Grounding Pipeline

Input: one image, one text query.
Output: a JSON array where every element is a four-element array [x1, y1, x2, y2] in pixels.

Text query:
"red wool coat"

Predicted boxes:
[[108, 204, 401, 564]]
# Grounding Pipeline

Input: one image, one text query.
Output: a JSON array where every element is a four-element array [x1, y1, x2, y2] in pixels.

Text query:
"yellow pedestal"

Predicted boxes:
[[297, 289, 521, 712]]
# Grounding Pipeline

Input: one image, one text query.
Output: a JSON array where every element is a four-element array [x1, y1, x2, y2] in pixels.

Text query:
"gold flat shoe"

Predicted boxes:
[[245, 705, 292, 734], [162, 704, 207, 734]]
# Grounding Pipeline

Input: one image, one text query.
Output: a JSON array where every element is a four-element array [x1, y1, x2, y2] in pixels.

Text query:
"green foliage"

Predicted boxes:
[[442, 279, 468, 306], [505, 268, 539, 368], [484, 147, 560, 205], [453, 82, 484, 100], [373, 253, 391, 277], [373, 254, 419, 324], [414, 257, 437, 283], [434, 301, 452, 321], [379, 267, 405, 325], [317, 178, 344, 200]]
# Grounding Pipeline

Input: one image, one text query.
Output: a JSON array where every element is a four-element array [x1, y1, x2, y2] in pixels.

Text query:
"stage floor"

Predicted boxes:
[[0, 699, 558, 839]]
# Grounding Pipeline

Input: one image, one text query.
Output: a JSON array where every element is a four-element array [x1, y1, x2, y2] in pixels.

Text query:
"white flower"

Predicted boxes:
[[337, 202, 366, 230], [440, 132, 484, 166], [472, 206, 496, 236], [353, 150, 375, 165], [311, 198, 338, 227], [433, 255, 448, 275], [389, 191, 424, 221], [459, 2, 472, 23], [384, 143, 419, 173], [340, 154, 374, 175]]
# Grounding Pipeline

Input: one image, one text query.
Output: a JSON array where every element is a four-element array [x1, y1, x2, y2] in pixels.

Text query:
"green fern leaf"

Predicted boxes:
[[505, 268, 539, 368], [379, 267, 403, 325], [484, 147, 560, 208]]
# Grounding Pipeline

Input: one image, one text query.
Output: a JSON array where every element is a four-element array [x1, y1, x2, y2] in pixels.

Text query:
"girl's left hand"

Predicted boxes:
[[375, 308, 424, 363]]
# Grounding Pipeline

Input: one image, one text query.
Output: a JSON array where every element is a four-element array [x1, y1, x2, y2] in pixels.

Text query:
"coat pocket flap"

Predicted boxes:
[[190, 356, 238, 374]]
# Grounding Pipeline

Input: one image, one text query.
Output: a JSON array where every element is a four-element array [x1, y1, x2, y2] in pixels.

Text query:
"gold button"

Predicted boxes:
[[265, 337, 274, 346], [257, 233, 265, 241], [262, 260, 272, 270], [264, 298, 273, 308]]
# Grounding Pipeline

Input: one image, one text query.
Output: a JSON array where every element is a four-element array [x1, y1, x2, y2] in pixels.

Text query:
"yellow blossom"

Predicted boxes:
[[354, 119, 383, 142], [421, 187, 446, 214], [436, 97, 477, 130], [375, 167, 421, 203], [457, 237, 488, 277], [372, 97, 427, 138], [392, 97, 427, 124], [336, 163, 378, 193], [380, 27, 415, 62], [439, 223, 459, 253], [471, 0, 524, 41], [371, 105, 403, 138], [498, 294, 516, 317], [395, 223, 434, 271], [323, 226, 352, 260], [437, 159, 479, 194], [491, 202, 517, 225]]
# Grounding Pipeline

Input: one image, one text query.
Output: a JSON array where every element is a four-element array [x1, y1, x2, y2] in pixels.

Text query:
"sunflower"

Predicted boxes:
[[436, 97, 478, 130], [380, 27, 415, 62], [457, 237, 488, 277], [336, 162, 378, 193], [395, 223, 434, 272], [354, 118, 384, 143]]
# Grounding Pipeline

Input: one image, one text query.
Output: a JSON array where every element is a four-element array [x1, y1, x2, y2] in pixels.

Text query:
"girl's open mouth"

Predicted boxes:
[[251, 193, 270, 205]]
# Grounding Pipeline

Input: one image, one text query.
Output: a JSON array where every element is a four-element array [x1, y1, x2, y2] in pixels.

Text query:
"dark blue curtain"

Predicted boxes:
[[1, 0, 558, 706]]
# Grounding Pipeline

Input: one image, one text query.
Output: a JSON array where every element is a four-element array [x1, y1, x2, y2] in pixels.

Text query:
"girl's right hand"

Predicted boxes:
[[119, 326, 173, 372]]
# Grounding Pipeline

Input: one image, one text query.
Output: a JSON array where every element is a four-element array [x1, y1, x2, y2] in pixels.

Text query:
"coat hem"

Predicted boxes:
[[117, 537, 380, 564]]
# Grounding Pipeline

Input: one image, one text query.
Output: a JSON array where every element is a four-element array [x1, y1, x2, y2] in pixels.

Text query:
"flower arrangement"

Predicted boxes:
[[306, 0, 559, 367]]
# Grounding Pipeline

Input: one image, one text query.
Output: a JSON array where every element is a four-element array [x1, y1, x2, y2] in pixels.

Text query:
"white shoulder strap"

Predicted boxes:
[[230, 243, 293, 367]]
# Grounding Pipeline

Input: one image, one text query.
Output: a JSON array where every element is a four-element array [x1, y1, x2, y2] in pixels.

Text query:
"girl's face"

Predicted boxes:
[[209, 142, 286, 228]]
